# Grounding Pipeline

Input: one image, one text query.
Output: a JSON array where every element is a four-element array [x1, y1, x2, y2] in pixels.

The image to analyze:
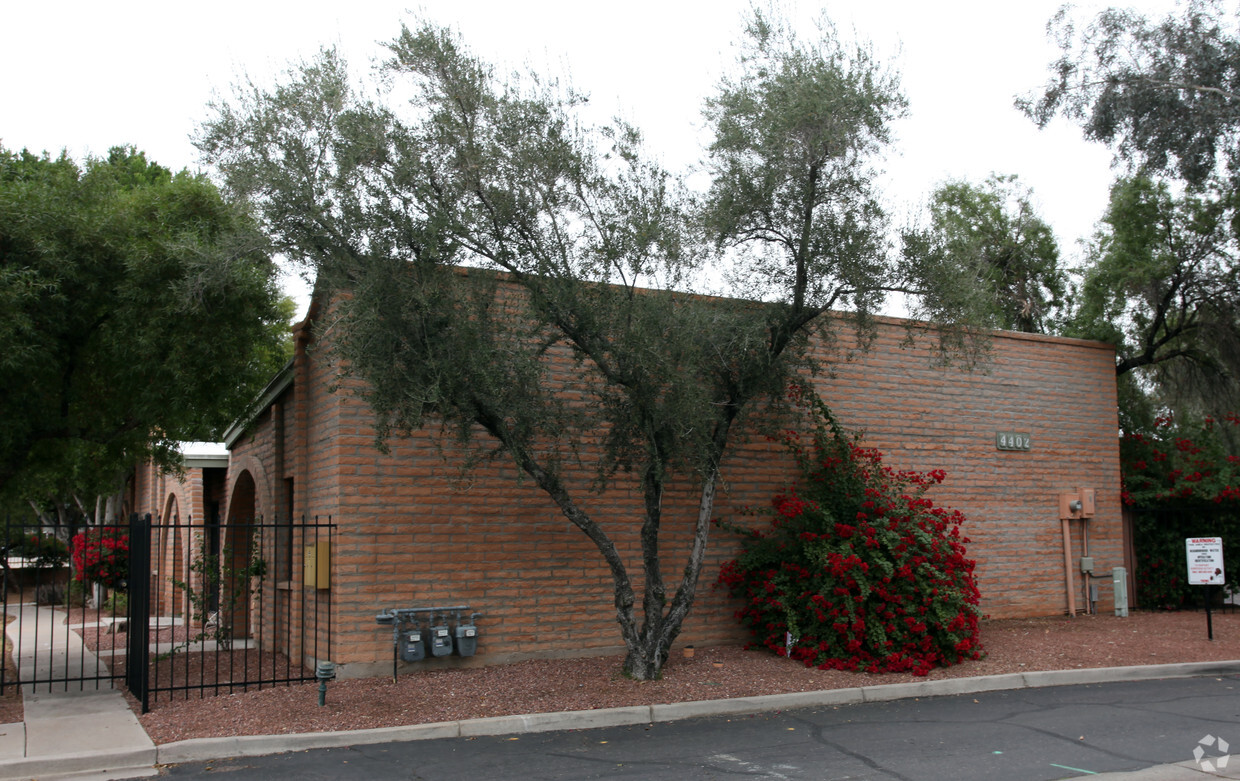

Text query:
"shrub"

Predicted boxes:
[[718, 389, 982, 676], [1122, 413, 1240, 607], [71, 527, 129, 591], [104, 590, 128, 616], [65, 578, 89, 608], [5, 530, 69, 569], [165, 532, 266, 655]]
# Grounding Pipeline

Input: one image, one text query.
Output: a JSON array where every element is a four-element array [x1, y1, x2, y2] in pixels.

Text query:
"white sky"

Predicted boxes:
[[2, 0, 1183, 316]]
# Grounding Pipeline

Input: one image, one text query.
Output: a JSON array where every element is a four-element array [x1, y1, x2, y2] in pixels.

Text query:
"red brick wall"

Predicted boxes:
[[810, 324, 1121, 621], [211, 285, 1121, 676], [128, 460, 206, 615]]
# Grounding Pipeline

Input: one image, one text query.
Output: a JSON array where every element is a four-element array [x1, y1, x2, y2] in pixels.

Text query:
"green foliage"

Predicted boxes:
[[0, 145, 289, 501], [197, 11, 976, 680], [1022, 0, 1240, 189], [718, 389, 981, 674], [4, 529, 68, 569], [104, 590, 128, 617], [1026, 1, 1240, 432], [1065, 175, 1240, 424], [65, 577, 88, 608], [701, 11, 905, 317], [1121, 413, 1240, 606], [904, 174, 1065, 334], [258, 295, 299, 370], [170, 533, 267, 653]]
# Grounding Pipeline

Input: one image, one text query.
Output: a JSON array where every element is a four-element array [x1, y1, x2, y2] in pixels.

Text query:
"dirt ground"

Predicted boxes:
[[3, 609, 1237, 742], [135, 610, 1240, 744]]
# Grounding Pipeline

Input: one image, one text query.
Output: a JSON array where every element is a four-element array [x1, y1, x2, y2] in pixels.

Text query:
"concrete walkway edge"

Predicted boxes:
[[0, 746, 156, 781], [0, 602, 157, 781], [151, 659, 1240, 767]]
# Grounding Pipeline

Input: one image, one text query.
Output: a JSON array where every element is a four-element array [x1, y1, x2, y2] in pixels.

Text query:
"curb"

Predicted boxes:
[[0, 746, 157, 781], [3, 661, 1237, 778], [151, 660, 1240, 767]]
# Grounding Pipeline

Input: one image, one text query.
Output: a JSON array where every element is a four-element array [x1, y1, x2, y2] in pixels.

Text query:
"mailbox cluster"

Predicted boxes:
[[375, 606, 480, 678]]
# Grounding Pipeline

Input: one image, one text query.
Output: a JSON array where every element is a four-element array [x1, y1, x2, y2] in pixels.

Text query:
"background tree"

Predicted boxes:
[[1023, 0, 1240, 430], [199, 12, 973, 679], [1020, 0, 1240, 189], [1066, 175, 1240, 430], [1024, 1, 1240, 611], [903, 174, 1064, 334], [0, 146, 289, 505]]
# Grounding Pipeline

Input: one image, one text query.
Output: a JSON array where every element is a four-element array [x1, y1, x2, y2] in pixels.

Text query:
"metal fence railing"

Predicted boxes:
[[0, 519, 122, 693], [1, 514, 334, 713]]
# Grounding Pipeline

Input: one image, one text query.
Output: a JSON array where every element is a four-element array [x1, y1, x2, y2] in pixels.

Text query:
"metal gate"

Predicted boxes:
[[2, 513, 333, 712], [0, 518, 127, 694]]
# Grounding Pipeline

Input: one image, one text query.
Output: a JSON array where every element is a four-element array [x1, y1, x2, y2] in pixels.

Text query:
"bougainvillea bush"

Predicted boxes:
[[718, 391, 982, 675], [71, 526, 129, 590], [1122, 413, 1240, 608], [5, 529, 69, 569]]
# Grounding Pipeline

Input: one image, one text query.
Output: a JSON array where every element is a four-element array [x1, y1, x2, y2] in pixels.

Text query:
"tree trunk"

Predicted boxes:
[[481, 409, 730, 682], [619, 467, 722, 680], [623, 642, 670, 679], [54, 501, 71, 544]]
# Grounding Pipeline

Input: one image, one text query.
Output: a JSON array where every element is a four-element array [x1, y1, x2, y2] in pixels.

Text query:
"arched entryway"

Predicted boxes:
[[159, 494, 186, 617], [221, 471, 257, 641]]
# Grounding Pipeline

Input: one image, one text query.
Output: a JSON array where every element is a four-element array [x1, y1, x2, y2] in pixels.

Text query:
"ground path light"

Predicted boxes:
[[316, 661, 336, 706]]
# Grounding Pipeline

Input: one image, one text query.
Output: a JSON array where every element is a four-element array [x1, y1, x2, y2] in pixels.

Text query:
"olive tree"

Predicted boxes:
[[198, 12, 963, 679]]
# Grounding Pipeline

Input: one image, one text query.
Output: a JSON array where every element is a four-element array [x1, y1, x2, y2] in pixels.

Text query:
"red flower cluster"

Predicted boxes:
[[1121, 414, 1240, 507], [71, 527, 130, 590], [718, 393, 982, 676]]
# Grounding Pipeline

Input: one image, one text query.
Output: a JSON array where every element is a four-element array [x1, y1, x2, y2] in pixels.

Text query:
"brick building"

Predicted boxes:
[[127, 442, 230, 619], [131, 288, 1124, 678]]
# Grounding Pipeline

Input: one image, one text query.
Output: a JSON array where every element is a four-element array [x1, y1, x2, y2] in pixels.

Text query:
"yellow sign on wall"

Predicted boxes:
[[303, 541, 331, 589]]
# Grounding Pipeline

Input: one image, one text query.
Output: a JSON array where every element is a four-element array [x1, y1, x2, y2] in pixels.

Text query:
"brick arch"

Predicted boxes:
[[156, 493, 179, 580], [159, 480, 186, 523], [224, 454, 270, 524], [159, 493, 188, 617], [158, 479, 193, 581], [221, 459, 270, 641]]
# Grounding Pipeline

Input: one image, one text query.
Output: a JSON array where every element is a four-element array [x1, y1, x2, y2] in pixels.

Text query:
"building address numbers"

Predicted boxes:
[[996, 431, 1031, 451]]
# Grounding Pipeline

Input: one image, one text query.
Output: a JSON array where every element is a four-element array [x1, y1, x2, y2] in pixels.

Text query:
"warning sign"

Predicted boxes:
[[1186, 537, 1225, 585]]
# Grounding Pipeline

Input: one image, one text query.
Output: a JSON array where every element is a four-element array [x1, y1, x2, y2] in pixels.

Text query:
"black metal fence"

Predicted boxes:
[[0, 519, 120, 691], [1, 514, 334, 713]]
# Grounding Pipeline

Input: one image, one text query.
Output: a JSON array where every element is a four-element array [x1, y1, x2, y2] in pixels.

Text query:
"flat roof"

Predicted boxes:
[[178, 441, 229, 469]]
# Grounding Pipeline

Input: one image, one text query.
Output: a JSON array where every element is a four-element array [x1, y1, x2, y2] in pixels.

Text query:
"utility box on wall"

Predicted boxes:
[[304, 541, 331, 589]]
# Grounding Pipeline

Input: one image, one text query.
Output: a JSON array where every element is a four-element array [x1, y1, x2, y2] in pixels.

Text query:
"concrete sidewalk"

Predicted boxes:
[[0, 605, 155, 781], [0, 606, 1236, 781]]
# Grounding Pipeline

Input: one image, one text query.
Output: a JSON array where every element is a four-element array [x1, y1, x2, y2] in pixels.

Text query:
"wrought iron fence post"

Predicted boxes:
[[125, 513, 152, 713], [1, 515, 9, 694]]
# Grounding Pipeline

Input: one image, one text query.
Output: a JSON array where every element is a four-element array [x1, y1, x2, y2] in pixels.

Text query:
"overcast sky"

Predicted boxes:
[[2, 0, 1185, 314]]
